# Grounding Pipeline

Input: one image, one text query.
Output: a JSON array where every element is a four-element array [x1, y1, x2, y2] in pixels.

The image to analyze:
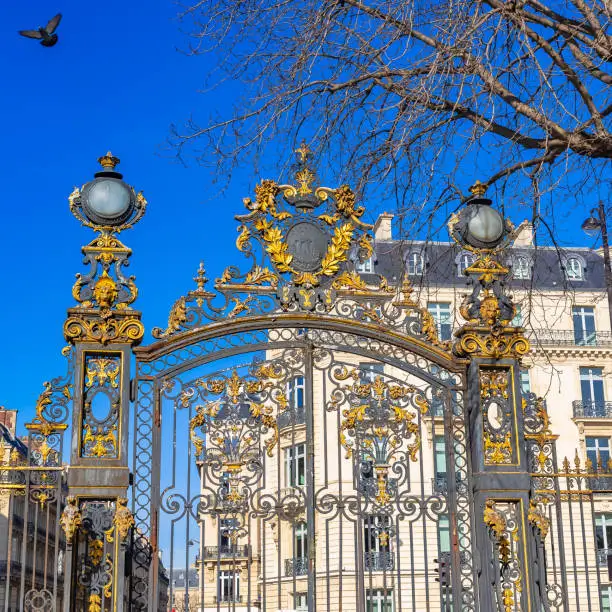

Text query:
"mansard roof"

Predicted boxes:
[[363, 239, 605, 291]]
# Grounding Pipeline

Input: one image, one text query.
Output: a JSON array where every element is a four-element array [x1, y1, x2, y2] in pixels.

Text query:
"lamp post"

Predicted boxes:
[[582, 202, 612, 333], [449, 181, 543, 612]]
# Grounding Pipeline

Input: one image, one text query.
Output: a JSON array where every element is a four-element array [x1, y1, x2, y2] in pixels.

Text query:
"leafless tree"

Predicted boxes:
[[173, 0, 610, 229]]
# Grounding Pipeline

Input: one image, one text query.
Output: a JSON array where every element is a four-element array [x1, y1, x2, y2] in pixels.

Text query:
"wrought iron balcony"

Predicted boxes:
[[214, 595, 243, 604], [285, 557, 308, 576], [530, 329, 612, 347], [597, 548, 612, 566], [364, 550, 394, 571], [573, 400, 612, 419], [433, 475, 448, 494], [279, 486, 306, 505], [202, 545, 250, 559], [277, 406, 306, 429], [588, 469, 612, 491]]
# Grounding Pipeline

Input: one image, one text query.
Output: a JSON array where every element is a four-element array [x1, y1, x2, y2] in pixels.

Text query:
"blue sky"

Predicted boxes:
[[0, 1, 605, 427]]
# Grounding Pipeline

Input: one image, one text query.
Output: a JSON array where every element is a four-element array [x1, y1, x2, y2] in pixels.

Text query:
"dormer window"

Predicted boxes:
[[406, 252, 424, 275], [565, 257, 584, 280], [457, 252, 476, 276], [356, 257, 374, 273], [513, 256, 531, 280]]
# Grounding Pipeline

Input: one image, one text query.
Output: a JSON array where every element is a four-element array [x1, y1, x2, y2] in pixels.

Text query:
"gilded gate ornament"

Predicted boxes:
[[332, 366, 428, 508], [113, 497, 135, 542], [480, 368, 515, 465], [60, 496, 82, 544], [65, 154, 145, 345]]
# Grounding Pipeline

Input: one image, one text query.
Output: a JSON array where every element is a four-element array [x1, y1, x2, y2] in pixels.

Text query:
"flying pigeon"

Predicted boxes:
[[19, 13, 62, 47]]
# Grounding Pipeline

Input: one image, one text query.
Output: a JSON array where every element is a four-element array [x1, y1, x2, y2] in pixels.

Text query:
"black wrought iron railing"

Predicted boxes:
[[588, 471, 612, 491], [530, 329, 612, 347], [572, 400, 612, 419], [215, 595, 243, 604], [203, 545, 250, 559], [277, 406, 306, 429], [433, 475, 448, 494], [597, 548, 612, 566], [364, 550, 394, 571], [285, 557, 308, 576]]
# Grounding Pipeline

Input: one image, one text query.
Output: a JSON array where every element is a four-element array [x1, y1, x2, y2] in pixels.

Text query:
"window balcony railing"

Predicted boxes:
[[214, 595, 243, 604], [285, 557, 308, 577], [279, 486, 307, 505], [433, 475, 448, 494], [364, 550, 394, 571], [203, 545, 250, 559], [597, 548, 612, 566], [530, 329, 612, 347], [277, 407, 306, 429], [588, 470, 612, 491], [572, 400, 612, 419]]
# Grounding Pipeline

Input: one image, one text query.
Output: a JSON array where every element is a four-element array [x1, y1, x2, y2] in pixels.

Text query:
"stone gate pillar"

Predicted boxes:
[[60, 153, 146, 611], [450, 182, 546, 611]]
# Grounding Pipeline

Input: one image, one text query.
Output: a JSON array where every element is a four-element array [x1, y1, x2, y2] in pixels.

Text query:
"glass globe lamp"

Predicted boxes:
[[460, 180, 506, 249], [80, 152, 135, 227], [581, 214, 601, 238]]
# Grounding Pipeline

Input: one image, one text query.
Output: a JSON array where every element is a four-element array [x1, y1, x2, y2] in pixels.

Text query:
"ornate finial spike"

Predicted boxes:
[[295, 140, 311, 164], [469, 179, 487, 197], [562, 456, 570, 472], [194, 262, 208, 290], [98, 151, 120, 170], [574, 449, 581, 470]]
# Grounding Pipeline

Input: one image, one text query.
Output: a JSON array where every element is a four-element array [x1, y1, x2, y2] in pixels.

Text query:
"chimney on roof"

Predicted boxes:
[[374, 212, 394, 241], [512, 220, 534, 247]]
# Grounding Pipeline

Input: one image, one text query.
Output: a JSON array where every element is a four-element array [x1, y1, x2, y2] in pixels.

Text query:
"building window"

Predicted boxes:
[[511, 305, 523, 326], [519, 369, 530, 395], [427, 302, 452, 341], [287, 376, 305, 410], [438, 514, 451, 553], [586, 437, 610, 470], [565, 257, 584, 280], [359, 362, 384, 384], [357, 257, 374, 273], [218, 570, 239, 602], [457, 252, 476, 276], [364, 515, 391, 553], [602, 585, 612, 612], [219, 517, 237, 550], [573, 306, 596, 346], [596, 514, 612, 556], [580, 367, 605, 408], [294, 593, 308, 612], [434, 435, 447, 490], [406, 252, 424, 275], [294, 521, 308, 559], [513, 256, 531, 280], [366, 589, 394, 612], [285, 444, 306, 487]]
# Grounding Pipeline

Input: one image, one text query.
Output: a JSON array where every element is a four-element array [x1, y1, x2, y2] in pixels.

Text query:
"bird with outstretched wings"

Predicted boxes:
[[19, 13, 62, 47]]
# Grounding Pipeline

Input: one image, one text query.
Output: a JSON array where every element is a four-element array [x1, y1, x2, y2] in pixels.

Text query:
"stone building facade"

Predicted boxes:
[[191, 214, 611, 611]]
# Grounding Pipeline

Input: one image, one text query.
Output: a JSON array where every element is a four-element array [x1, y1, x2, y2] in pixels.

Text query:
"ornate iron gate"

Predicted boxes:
[[0, 150, 603, 611]]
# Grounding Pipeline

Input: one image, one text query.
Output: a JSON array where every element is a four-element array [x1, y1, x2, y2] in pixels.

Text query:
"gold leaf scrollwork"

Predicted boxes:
[[82, 424, 117, 458], [332, 271, 368, 291], [152, 296, 186, 339], [320, 223, 354, 278], [64, 314, 144, 345]]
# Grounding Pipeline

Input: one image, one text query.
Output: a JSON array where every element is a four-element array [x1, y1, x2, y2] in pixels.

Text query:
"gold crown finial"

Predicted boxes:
[[295, 141, 311, 164], [469, 180, 487, 197], [98, 151, 120, 170]]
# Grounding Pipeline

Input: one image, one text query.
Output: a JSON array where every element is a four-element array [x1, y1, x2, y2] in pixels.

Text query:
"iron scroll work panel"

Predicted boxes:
[[131, 159, 478, 612]]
